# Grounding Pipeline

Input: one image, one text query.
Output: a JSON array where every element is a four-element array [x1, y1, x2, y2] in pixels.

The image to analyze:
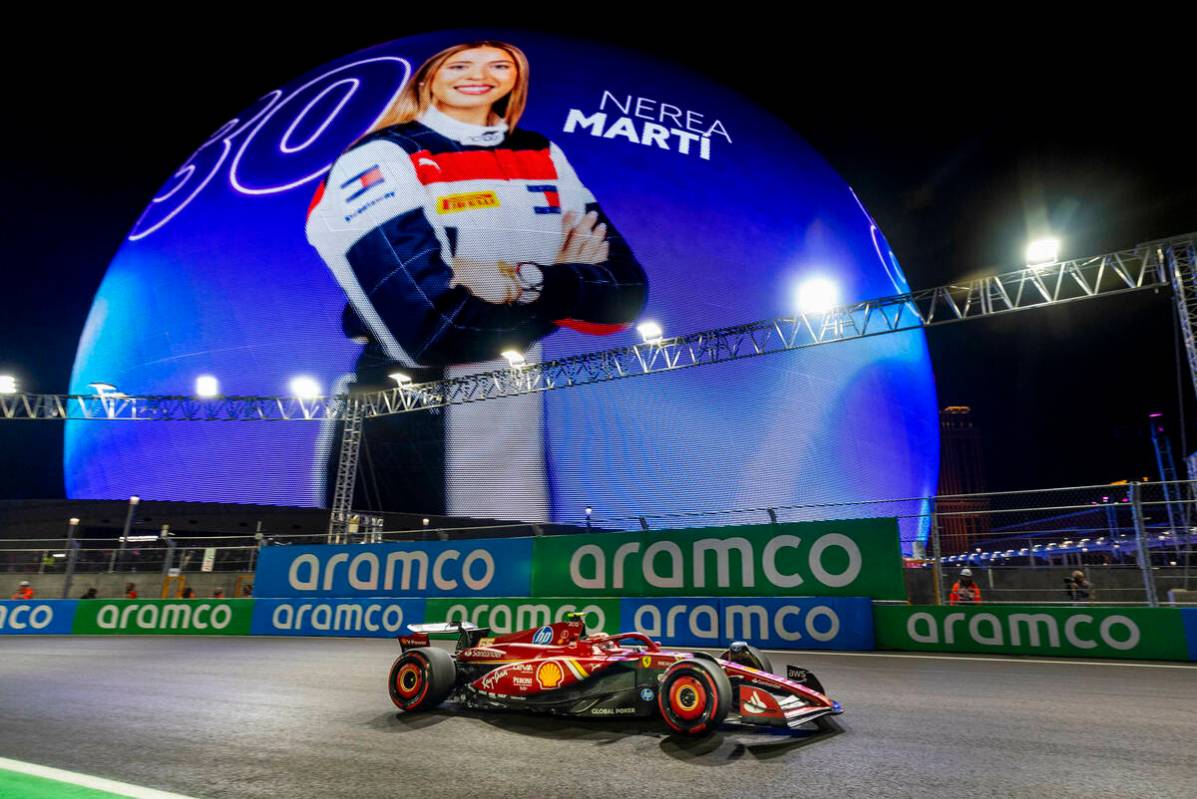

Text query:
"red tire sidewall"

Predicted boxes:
[[390, 651, 432, 711], [659, 665, 720, 734]]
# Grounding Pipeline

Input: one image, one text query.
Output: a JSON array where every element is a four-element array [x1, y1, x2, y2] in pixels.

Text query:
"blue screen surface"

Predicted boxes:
[[67, 31, 939, 540]]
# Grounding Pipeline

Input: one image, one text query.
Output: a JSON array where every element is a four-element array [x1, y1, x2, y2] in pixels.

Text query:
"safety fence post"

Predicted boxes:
[[1129, 482, 1159, 607], [160, 526, 177, 585], [61, 517, 81, 599], [108, 495, 139, 573], [930, 498, 944, 606]]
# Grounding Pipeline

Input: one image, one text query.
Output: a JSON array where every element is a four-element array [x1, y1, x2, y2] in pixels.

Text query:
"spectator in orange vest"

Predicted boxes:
[[125, 582, 138, 599], [948, 568, 982, 605], [212, 587, 225, 599], [10, 581, 34, 600], [181, 587, 196, 599]]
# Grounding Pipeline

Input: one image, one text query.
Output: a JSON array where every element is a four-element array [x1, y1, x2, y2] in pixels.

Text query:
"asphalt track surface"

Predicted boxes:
[[1, 638, 1194, 799]]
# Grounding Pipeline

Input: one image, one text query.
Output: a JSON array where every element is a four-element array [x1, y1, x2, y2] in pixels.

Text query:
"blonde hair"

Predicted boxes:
[[367, 41, 529, 134]]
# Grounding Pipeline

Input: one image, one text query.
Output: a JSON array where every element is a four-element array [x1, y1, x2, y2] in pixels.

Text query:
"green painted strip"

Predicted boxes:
[[0, 768, 137, 799]]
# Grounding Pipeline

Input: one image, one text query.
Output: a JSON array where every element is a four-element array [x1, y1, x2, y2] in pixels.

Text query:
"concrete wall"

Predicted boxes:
[[3, 571, 253, 600], [906, 566, 1196, 605]]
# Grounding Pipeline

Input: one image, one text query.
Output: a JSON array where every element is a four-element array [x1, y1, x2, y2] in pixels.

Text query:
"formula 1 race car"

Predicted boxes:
[[387, 615, 842, 736]]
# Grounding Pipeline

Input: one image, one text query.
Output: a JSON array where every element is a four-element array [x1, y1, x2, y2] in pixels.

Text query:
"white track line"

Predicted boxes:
[[754, 648, 1197, 670], [0, 757, 203, 799]]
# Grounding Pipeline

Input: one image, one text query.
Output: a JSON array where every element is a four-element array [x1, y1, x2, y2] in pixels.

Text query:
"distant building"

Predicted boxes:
[[936, 406, 990, 554]]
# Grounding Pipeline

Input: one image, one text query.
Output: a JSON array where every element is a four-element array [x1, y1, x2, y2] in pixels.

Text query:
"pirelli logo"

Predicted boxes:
[[437, 191, 500, 214]]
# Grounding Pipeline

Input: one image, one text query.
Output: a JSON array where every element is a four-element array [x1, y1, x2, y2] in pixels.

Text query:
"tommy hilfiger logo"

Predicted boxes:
[[526, 184, 561, 214], [341, 165, 385, 202]]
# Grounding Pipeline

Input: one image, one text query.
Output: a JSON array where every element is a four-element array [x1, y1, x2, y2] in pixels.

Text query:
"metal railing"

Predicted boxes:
[[3, 480, 1193, 605]]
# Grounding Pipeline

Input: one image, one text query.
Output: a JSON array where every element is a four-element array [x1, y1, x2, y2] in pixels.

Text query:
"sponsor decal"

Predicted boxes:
[[436, 191, 500, 214], [341, 164, 386, 203], [73, 600, 252, 636], [621, 597, 874, 650], [641, 655, 652, 669], [640, 688, 655, 702], [0, 600, 77, 635], [526, 184, 561, 214], [534, 520, 903, 599], [874, 606, 1191, 662], [739, 686, 783, 719], [255, 540, 531, 598], [251, 598, 422, 638], [536, 660, 565, 689], [461, 647, 505, 659], [532, 625, 554, 645], [477, 637, 496, 647]]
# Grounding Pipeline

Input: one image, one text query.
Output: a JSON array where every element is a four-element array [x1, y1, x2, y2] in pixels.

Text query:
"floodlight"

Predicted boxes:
[[289, 376, 321, 399], [195, 375, 220, 398], [796, 276, 840, 313], [501, 350, 526, 368], [1026, 237, 1060, 265], [636, 321, 663, 344]]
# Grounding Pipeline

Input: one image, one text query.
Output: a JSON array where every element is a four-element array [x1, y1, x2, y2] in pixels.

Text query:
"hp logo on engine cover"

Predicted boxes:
[[532, 626, 554, 645]]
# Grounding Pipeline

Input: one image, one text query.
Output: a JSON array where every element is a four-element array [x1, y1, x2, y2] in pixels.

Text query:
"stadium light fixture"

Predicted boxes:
[[195, 375, 220, 398], [501, 350, 526, 368], [88, 382, 117, 396], [388, 372, 413, 387], [796, 276, 840, 314], [636, 321, 663, 344], [0, 375, 17, 394], [289, 376, 321, 399], [1026, 237, 1060, 265]]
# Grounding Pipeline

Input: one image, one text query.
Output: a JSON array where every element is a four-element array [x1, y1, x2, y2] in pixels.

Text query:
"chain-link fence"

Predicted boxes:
[[3, 481, 1194, 605]]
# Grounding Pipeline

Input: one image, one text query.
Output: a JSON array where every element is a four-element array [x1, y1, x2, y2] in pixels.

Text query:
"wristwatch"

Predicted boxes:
[[514, 262, 544, 305]]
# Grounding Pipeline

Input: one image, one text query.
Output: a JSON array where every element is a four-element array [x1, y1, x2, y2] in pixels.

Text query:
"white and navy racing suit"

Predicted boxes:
[[306, 106, 647, 519]]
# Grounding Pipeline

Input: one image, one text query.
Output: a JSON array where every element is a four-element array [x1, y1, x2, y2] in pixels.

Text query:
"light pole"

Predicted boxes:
[[109, 495, 140, 573]]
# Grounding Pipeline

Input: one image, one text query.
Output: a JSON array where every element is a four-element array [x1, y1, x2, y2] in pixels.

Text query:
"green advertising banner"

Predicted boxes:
[[874, 605, 1191, 661], [424, 597, 621, 635], [71, 599, 254, 636], [532, 519, 905, 599]]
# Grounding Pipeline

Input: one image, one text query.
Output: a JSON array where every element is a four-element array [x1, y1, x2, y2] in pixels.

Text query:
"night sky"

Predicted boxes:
[[2, 15, 1194, 501]]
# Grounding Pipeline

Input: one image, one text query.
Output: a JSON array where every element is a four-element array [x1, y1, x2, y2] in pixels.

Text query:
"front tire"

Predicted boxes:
[[388, 647, 456, 712], [658, 659, 731, 736]]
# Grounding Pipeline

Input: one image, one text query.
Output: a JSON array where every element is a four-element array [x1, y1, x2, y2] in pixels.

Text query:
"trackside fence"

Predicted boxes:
[[2, 481, 1194, 606]]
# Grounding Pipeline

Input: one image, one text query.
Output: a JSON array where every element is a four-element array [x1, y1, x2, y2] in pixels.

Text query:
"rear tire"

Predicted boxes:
[[389, 647, 456, 712], [658, 658, 731, 736]]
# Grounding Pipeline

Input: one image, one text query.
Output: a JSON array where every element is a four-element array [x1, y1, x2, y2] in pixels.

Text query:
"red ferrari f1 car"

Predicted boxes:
[[388, 614, 842, 736]]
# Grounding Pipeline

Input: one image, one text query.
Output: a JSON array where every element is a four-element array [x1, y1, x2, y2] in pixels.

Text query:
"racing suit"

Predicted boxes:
[[306, 106, 647, 518]]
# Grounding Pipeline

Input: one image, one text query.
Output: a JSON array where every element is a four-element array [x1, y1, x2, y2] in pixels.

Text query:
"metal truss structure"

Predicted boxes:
[[4, 233, 1193, 424], [3, 233, 1194, 537]]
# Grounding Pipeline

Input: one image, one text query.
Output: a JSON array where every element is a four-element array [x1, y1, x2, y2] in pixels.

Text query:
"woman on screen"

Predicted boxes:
[[305, 40, 647, 520], [305, 40, 647, 367]]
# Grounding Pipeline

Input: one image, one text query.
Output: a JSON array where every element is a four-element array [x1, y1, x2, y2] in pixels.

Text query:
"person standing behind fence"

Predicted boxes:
[[949, 568, 982, 605], [10, 581, 34, 600], [1065, 570, 1092, 604], [125, 582, 138, 599]]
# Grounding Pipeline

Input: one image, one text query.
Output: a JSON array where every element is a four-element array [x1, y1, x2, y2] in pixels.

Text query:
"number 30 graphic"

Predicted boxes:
[[128, 57, 410, 241]]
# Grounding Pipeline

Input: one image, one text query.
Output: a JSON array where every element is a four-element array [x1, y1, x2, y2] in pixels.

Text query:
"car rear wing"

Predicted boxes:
[[402, 621, 492, 652]]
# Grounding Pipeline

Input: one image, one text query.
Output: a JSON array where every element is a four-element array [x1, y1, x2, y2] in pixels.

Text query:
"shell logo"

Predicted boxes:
[[536, 660, 565, 689]]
